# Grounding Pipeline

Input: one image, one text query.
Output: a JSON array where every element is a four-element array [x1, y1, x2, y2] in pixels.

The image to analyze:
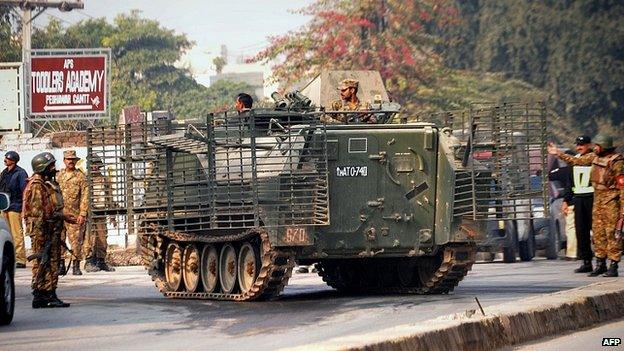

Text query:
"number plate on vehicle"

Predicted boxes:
[[282, 227, 310, 245], [336, 166, 368, 177]]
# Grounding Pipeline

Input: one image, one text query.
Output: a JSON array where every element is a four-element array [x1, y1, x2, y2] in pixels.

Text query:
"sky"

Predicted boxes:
[[32, 0, 314, 90]]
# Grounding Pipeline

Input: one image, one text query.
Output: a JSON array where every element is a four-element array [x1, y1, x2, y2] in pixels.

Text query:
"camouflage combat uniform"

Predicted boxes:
[[84, 170, 114, 268], [324, 100, 374, 124], [57, 168, 88, 260], [22, 174, 64, 292], [321, 78, 374, 124], [558, 151, 624, 263]]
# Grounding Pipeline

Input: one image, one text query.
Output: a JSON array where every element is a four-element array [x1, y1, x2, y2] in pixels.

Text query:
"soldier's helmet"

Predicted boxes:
[[593, 133, 614, 149], [4, 151, 20, 163], [31, 152, 56, 174]]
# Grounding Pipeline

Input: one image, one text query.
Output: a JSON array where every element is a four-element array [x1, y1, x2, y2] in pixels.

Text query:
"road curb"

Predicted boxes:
[[282, 280, 624, 351]]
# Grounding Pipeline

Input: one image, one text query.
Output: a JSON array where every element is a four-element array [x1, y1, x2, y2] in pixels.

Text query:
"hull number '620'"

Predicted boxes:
[[283, 227, 309, 245], [336, 166, 368, 177]]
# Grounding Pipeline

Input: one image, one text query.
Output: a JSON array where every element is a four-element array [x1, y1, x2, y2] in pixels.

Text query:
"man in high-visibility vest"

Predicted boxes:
[[560, 136, 595, 273], [549, 134, 624, 277]]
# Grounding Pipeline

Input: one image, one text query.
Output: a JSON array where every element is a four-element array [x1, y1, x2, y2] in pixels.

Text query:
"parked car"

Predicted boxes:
[[0, 192, 15, 326], [480, 173, 561, 263]]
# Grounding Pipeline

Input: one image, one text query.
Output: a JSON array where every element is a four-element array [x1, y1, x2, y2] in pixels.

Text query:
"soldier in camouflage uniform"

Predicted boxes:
[[57, 150, 88, 276], [84, 155, 116, 272], [548, 134, 624, 277], [22, 152, 75, 308], [321, 79, 374, 124]]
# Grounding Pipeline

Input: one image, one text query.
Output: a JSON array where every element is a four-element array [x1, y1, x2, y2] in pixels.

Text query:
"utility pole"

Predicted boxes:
[[0, 0, 84, 132]]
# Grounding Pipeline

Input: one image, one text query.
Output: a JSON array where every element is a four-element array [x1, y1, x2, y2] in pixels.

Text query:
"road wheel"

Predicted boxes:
[[165, 243, 184, 292], [376, 261, 398, 288], [0, 255, 14, 326], [397, 259, 417, 287], [237, 242, 260, 294], [338, 262, 360, 291], [219, 244, 238, 294], [182, 244, 201, 292], [200, 245, 219, 293], [417, 253, 443, 287]]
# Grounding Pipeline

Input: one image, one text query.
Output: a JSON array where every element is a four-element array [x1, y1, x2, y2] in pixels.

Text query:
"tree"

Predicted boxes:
[[213, 55, 227, 74], [24, 12, 252, 122], [440, 0, 624, 132], [251, 0, 459, 113], [172, 79, 255, 119], [0, 5, 20, 62]]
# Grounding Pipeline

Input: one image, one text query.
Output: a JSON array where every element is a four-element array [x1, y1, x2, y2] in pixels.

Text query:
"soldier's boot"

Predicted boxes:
[[72, 260, 83, 276], [47, 291, 70, 308], [32, 290, 49, 309], [84, 258, 101, 273], [97, 258, 116, 272], [574, 259, 593, 273], [588, 258, 607, 277], [58, 260, 67, 275], [603, 261, 619, 277]]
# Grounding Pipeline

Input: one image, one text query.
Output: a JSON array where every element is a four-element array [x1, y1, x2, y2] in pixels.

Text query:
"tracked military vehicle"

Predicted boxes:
[[86, 71, 547, 301]]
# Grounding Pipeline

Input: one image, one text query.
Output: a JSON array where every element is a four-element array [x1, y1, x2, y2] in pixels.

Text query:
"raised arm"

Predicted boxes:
[[547, 142, 595, 166]]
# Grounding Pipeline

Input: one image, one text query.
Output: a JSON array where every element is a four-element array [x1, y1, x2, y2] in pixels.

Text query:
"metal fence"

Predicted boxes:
[[418, 102, 548, 220], [86, 111, 329, 240]]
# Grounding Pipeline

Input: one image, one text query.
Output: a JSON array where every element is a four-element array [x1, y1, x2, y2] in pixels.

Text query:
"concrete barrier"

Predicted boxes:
[[282, 280, 624, 351]]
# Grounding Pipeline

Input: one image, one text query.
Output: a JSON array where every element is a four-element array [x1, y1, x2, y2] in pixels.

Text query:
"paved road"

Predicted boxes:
[[510, 318, 624, 351], [0, 259, 616, 351]]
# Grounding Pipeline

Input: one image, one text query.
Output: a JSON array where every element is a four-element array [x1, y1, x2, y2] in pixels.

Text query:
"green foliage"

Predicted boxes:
[[414, 70, 583, 144], [422, 70, 547, 111], [0, 5, 20, 61], [441, 0, 624, 133], [213, 56, 227, 74], [161, 79, 256, 120], [251, 0, 459, 113], [2, 11, 252, 122]]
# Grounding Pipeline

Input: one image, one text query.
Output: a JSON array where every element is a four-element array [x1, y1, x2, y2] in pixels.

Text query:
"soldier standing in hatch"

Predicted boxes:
[[84, 156, 116, 272], [57, 150, 88, 276], [322, 79, 375, 124], [23, 152, 75, 308], [548, 134, 624, 277]]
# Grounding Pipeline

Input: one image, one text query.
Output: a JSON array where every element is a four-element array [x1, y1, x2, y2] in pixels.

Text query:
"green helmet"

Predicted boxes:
[[593, 133, 614, 149], [31, 152, 56, 174]]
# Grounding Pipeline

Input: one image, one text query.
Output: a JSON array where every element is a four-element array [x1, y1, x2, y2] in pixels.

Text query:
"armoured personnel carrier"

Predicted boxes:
[[86, 71, 547, 301]]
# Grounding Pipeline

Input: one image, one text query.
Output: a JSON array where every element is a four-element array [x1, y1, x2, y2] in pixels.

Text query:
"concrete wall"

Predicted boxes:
[[0, 133, 129, 249]]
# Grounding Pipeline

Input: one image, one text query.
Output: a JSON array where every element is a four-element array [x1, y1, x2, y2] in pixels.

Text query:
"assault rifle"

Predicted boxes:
[[27, 220, 78, 285]]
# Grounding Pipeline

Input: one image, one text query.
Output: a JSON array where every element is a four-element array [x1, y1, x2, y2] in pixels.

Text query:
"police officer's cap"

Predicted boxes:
[[4, 151, 20, 163], [575, 135, 591, 145]]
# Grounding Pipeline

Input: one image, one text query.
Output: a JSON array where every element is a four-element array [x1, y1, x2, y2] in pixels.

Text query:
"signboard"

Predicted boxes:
[[0, 63, 22, 130], [28, 49, 110, 118]]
